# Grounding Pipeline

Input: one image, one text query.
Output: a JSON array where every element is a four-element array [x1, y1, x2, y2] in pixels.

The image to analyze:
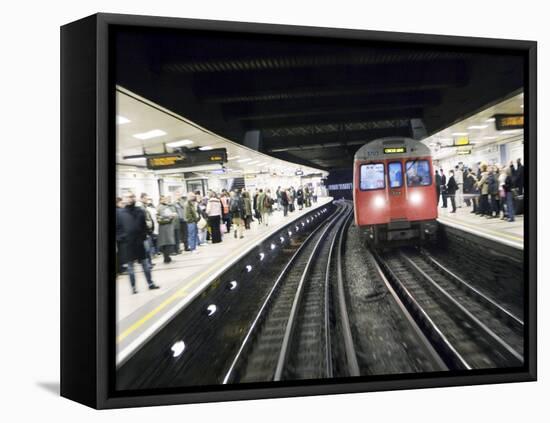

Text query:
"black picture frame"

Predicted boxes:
[[60, 12, 537, 409]]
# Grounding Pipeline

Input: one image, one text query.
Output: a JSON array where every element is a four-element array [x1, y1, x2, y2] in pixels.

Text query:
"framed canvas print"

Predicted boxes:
[[60, 13, 537, 409]]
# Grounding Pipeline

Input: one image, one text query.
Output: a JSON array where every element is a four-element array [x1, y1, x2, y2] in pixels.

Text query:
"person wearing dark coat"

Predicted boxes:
[[296, 188, 304, 210], [157, 196, 177, 263], [440, 169, 448, 208], [281, 189, 289, 217], [446, 170, 458, 213], [116, 192, 160, 294], [514, 158, 524, 195], [434, 170, 441, 205]]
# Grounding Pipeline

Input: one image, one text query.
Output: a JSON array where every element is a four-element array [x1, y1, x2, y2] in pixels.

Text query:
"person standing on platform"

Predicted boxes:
[[230, 190, 245, 239], [446, 170, 458, 213], [289, 187, 295, 212], [117, 192, 160, 294], [276, 186, 282, 211], [176, 194, 189, 251], [242, 191, 253, 230], [440, 169, 447, 208], [281, 188, 289, 217], [157, 195, 177, 263], [514, 158, 524, 196], [257, 189, 270, 226], [476, 163, 490, 216], [296, 186, 304, 210], [206, 192, 223, 243], [253, 189, 262, 225], [184, 192, 200, 253], [220, 190, 231, 235], [137, 193, 155, 268], [487, 166, 500, 218], [504, 165, 516, 222], [454, 164, 464, 207], [434, 170, 441, 205]]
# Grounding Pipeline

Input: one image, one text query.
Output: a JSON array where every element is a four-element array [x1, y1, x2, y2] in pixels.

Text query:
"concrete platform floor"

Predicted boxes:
[[116, 197, 333, 363], [437, 201, 523, 250]]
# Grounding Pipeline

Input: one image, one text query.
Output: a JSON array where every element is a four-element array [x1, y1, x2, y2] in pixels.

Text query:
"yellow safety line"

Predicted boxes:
[[438, 216, 523, 243], [116, 205, 318, 344], [116, 237, 256, 344]]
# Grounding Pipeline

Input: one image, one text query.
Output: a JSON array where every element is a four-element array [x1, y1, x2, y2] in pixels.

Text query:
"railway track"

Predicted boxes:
[[223, 201, 357, 383], [371, 247, 524, 370]]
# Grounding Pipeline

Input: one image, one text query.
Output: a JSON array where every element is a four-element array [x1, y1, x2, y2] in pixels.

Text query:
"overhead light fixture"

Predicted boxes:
[[116, 115, 131, 125], [486, 117, 496, 123], [247, 161, 259, 165], [520, 104, 524, 108], [124, 157, 145, 161], [256, 162, 267, 166], [133, 129, 167, 140], [483, 136, 498, 140], [199, 146, 213, 151], [227, 155, 240, 160], [238, 158, 252, 163], [451, 132, 468, 136], [500, 129, 522, 135], [166, 139, 193, 148], [467, 125, 488, 130]]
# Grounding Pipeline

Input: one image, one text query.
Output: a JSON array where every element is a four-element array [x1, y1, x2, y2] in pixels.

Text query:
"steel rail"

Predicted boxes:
[[372, 249, 471, 370], [222, 203, 345, 384], [419, 249, 524, 329], [273, 204, 350, 381], [334, 208, 361, 377], [400, 251, 523, 364]]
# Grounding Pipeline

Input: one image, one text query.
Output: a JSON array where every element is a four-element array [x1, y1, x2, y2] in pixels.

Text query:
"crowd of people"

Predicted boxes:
[[434, 158, 524, 221], [116, 185, 319, 294]]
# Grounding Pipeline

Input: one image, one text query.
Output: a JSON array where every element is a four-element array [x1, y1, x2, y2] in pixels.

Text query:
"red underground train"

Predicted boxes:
[[353, 137, 438, 246]]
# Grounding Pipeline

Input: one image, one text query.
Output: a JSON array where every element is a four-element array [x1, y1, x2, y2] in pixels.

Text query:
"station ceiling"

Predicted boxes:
[[115, 26, 524, 170]]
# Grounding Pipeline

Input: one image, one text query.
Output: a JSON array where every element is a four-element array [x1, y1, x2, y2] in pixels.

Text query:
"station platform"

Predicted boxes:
[[437, 203, 524, 250], [116, 196, 333, 364]]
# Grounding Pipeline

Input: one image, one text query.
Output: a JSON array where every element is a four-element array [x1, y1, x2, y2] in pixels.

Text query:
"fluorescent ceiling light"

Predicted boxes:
[[467, 125, 488, 130], [227, 155, 240, 160], [199, 146, 213, 151], [451, 132, 468, 136], [166, 139, 193, 148], [124, 157, 145, 161], [117, 115, 131, 125], [133, 129, 167, 140], [483, 136, 498, 140], [485, 118, 496, 123], [439, 138, 452, 142], [256, 162, 267, 166], [238, 158, 252, 163], [247, 161, 259, 165], [500, 129, 522, 135], [520, 104, 524, 108]]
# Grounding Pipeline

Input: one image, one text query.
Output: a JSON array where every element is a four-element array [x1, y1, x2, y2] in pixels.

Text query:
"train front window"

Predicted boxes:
[[359, 163, 385, 190], [405, 160, 431, 187], [388, 162, 403, 188]]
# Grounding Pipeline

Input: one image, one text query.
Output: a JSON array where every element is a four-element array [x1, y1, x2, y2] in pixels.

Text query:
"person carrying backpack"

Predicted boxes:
[[257, 189, 271, 227], [230, 190, 245, 239], [486, 166, 500, 218]]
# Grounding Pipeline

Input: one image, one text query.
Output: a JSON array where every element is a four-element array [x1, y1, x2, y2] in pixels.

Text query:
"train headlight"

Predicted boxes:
[[409, 192, 423, 205], [373, 196, 385, 209]]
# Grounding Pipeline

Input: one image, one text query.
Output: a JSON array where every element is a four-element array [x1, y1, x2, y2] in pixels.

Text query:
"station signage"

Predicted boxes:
[[453, 136, 470, 146], [383, 147, 406, 154], [145, 148, 227, 170], [494, 114, 524, 131]]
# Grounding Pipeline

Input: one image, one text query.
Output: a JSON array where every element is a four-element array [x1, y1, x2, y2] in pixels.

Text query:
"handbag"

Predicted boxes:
[[220, 222, 227, 234], [197, 216, 207, 230]]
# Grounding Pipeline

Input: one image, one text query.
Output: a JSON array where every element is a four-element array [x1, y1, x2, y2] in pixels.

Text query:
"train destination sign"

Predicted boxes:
[[146, 148, 227, 170], [494, 114, 524, 130], [383, 147, 406, 154]]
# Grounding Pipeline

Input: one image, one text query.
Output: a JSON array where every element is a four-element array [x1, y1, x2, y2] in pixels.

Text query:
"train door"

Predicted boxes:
[[387, 161, 407, 220]]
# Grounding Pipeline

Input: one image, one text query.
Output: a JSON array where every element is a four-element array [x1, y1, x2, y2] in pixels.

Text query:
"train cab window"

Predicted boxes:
[[388, 162, 403, 188], [405, 160, 432, 187], [359, 163, 385, 190]]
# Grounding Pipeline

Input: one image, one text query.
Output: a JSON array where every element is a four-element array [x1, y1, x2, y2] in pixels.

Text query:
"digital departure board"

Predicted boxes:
[[383, 147, 406, 154], [145, 148, 227, 170], [494, 114, 524, 130]]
